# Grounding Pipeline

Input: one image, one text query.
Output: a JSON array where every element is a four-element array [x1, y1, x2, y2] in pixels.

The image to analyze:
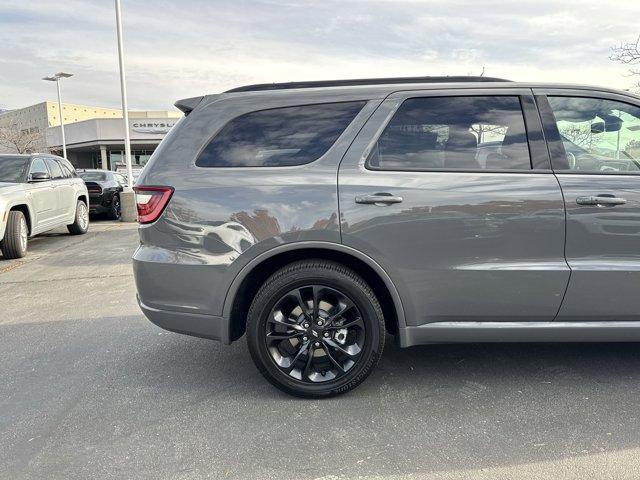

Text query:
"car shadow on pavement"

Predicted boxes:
[[125, 333, 640, 474], [6, 316, 640, 478]]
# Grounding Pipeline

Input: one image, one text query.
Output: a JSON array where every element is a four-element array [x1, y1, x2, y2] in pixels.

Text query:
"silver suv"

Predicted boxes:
[[133, 76, 640, 397], [0, 154, 89, 259]]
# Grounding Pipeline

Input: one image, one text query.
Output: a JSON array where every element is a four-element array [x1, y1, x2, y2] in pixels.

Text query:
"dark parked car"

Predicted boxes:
[[78, 169, 126, 220], [132, 76, 640, 397]]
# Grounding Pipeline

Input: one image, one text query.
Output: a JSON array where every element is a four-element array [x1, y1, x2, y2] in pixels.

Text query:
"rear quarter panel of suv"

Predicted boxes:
[[133, 90, 383, 320]]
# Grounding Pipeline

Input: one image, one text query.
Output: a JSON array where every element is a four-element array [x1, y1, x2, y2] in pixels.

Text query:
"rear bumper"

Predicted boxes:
[[89, 193, 112, 213], [137, 296, 230, 344], [89, 204, 108, 214]]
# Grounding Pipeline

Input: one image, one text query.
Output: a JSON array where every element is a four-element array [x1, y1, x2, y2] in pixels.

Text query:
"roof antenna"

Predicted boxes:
[[480, 66, 486, 77]]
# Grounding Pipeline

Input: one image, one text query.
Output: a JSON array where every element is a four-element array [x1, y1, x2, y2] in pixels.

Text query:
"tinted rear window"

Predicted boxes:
[[368, 96, 531, 171], [196, 101, 366, 167], [79, 171, 108, 182]]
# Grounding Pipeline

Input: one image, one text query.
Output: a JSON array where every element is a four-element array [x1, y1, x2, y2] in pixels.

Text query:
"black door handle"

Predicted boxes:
[[576, 195, 627, 206], [355, 193, 404, 205]]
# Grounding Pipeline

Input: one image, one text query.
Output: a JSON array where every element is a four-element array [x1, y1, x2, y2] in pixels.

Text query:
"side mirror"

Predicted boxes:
[[603, 114, 623, 132], [591, 121, 605, 134], [29, 172, 51, 182]]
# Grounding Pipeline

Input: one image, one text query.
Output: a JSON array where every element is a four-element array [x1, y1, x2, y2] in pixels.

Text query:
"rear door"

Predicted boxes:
[[44, 157, 73, 222], [52, 157, 78, 220], [338, 89, 569, 326], [536, 89, 640, 320]]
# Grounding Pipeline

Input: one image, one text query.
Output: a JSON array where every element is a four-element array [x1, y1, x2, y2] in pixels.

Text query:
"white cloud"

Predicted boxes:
[[0, 0, 639, 110]]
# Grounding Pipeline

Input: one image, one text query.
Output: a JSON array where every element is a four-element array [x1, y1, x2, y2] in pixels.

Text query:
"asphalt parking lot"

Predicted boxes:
[[2, 222, 640, 479]]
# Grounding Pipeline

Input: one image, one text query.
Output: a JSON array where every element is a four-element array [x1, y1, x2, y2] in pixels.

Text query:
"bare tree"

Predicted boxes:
[[0, 127, 44, 154], [561, 124, 596, 151], [610, 36, 640, 90], [470, 123, 507, 144]]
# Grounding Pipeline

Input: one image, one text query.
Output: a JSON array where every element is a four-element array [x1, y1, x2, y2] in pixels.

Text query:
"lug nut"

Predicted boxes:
[[302, 336, 308, 342], [317, 319, 324, 326], [303, 322, 310, 329], [323, 332, 330, 338], [314, 342, 320, 347]]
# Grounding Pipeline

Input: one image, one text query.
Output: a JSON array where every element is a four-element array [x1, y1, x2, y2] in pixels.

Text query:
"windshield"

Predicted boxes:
[[78, 171, 108, 182], [0, 157, 29, 183]]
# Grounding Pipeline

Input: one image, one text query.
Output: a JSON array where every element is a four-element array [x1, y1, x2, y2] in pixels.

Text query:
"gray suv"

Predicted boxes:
[[133, 76, 640, 397]]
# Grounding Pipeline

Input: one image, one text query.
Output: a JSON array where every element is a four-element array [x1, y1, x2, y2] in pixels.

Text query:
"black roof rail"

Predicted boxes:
[[225, 76, 512, 93]]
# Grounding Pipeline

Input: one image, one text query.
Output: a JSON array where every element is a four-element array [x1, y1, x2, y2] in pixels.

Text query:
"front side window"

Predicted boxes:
[[196, 101, 366, 167], [547, 96, 640, 173], [29, 158, 48, 178], [368, 96, 531, 171]]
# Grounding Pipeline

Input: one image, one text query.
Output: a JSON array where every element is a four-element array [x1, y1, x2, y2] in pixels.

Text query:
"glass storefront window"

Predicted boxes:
[[107, 149, 154, 170], [132, 150, 152, 166], [109, 151, 124, 166]]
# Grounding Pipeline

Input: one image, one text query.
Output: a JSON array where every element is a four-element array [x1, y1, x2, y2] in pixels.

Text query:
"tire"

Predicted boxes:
[[67, 200, 90, 235], [1, 210, 29, 259], [246, 260, 385, 398], [107, 194, 121, 220]]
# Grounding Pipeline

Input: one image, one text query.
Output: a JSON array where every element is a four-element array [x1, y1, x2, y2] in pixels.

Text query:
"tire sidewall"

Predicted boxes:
[[17, 213, 27, 256], [109, 194, 121, 220], [247, 265, 384, 397], [75, 200, 89, 233], [1, 211, 28, 259]]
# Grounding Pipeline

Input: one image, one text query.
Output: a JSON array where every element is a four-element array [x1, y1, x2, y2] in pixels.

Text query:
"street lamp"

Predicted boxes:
[[42, 72, 73, 159], [115, 0, 133, 188]]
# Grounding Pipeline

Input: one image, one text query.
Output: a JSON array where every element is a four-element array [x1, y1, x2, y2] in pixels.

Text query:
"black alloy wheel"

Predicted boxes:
[[247, 260, 385, 397], [265, 285, 365, 383], [108, 194, 121, 220]]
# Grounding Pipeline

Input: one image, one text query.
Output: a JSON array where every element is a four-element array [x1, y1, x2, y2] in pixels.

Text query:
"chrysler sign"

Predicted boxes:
[[131, 121, 177, 134]]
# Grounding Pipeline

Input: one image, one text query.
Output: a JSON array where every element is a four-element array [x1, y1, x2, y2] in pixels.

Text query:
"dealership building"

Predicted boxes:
[[0, 101, 181, 170], [47, 113, 180, 170]]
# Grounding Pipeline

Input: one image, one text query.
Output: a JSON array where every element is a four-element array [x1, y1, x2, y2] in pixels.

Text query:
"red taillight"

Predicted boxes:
[[86, 183, 102, 194], [133, 186, 174, 224]]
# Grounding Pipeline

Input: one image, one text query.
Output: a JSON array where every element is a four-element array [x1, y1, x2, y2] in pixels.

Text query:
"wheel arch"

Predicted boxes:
[[8, 203, 33, 235], [223, 242, 406, 342]]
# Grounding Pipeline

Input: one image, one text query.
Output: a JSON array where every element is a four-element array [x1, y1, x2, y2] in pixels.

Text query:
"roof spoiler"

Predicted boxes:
[[174, 96, 204, 115]]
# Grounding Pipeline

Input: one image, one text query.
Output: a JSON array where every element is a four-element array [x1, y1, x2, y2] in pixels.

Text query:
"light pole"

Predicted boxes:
[[42, 72, 73, 159], [115, 0, 133, 188]]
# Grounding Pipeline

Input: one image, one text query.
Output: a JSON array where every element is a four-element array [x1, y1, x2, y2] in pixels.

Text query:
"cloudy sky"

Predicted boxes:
[[1, 0, 639, 111]]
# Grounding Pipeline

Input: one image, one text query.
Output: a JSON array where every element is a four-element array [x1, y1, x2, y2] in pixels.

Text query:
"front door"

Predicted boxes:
[[536, 90, 640, 321], [338, 89, 569, 326], [26, 157, 57, 230]]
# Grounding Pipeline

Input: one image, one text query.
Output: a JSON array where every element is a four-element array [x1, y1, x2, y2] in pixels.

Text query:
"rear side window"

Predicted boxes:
[[196, 101, 366, 167], [368, 96, 531, 171], [45, 158, 64, 179], [59, 158, 76, 177]]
